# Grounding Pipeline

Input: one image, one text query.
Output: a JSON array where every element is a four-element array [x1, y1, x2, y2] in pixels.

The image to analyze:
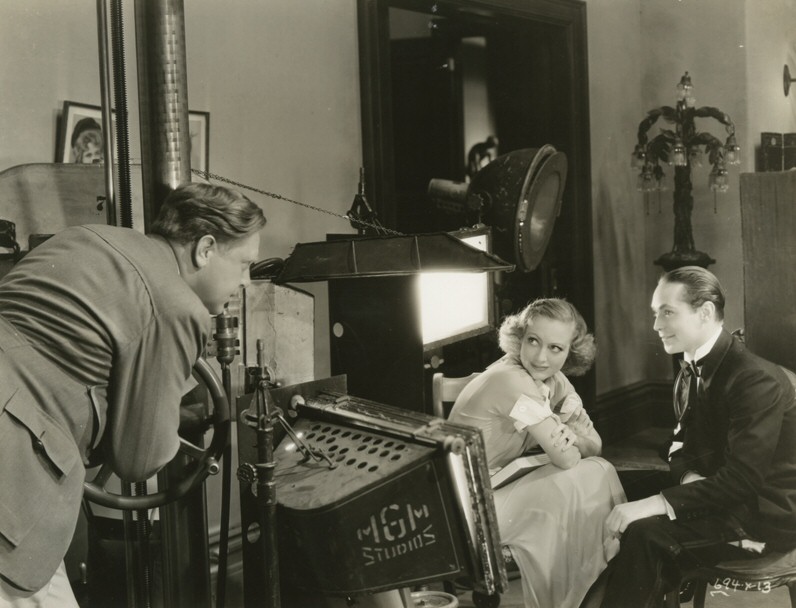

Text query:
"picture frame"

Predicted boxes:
[[56, 101, 210, 172], [57, 101, 105, 164], [188, 110, 210, 173]]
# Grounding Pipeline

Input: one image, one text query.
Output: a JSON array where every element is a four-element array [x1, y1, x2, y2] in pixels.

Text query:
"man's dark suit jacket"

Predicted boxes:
[[661, 329, 796, 552]]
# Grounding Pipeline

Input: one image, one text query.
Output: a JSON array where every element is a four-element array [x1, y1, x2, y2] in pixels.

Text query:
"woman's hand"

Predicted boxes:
[[565, 406, 603, 457], [551, 422, 577, 451], [566, 407, 594, 437], [526, 417, 581, 469]]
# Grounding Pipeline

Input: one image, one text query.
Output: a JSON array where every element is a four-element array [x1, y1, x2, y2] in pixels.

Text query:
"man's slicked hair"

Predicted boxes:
[[660, 265, 726, 321], [150, 182, 266, 247]]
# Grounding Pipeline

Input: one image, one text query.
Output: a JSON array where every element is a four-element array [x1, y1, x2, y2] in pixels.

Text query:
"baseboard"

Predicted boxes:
[[591, 380, 673, 444]]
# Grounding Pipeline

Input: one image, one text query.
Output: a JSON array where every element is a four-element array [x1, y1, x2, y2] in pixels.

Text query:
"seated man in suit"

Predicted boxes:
[[598, 266, 796, 608]]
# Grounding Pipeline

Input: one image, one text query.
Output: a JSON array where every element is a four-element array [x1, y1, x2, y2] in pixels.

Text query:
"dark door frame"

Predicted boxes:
[[356, 0, 596, 403], [357, 0, 591, 228]]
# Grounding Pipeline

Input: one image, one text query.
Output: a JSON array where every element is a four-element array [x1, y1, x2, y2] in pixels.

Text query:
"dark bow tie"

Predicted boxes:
[[679, 358, 702, 377]]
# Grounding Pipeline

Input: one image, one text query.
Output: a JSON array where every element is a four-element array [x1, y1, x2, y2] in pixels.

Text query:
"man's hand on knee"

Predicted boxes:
[[605, 495, 668, 538]]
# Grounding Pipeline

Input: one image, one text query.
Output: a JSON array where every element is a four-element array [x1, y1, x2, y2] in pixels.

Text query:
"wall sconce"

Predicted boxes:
[[785, 64, 796, 96]]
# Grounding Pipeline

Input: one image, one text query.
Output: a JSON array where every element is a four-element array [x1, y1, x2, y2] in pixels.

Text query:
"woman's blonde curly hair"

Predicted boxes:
[[498, 298, 596, 377]]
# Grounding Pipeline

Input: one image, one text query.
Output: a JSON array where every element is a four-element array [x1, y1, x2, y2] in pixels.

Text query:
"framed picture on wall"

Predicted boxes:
[[57, 101, 210, 171], [188, 110, 210, 173], [57, 101, 105, 164]]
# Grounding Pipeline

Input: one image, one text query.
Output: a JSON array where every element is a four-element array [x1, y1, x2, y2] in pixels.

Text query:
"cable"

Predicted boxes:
[[191, 168, 405, 237]]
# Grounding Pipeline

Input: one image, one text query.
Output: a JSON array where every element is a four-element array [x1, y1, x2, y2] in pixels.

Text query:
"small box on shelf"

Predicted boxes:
[[784, 133, 796, 171], [759, 132, 783, 172]]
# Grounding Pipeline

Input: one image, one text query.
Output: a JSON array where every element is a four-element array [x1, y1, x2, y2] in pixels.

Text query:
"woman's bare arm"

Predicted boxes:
[[526, 417, 582, 469]]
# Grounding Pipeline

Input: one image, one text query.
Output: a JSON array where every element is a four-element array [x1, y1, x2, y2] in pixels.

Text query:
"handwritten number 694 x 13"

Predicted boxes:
[[710, 578, 772, 594]]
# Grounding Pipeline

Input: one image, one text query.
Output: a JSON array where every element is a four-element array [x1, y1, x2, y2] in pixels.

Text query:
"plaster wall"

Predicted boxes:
[[585, 0, 649, 393], [639, 0, 747, 381], [0, 0, 362, 381], [743, 0, 796, 147], [588, 0, 796, 392]]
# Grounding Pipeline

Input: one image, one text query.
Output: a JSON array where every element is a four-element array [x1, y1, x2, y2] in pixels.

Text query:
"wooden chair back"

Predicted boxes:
[[431, 372, 481, 419]]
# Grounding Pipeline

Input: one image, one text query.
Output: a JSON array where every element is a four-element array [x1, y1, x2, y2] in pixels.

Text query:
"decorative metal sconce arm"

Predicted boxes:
[[635, 108, 679, 170], [785, 64, 795, 97], [691, 106, 733, 127], [636, 106, 677, 143], [690, 132, 725, 164], [648, 132, 675, 161]]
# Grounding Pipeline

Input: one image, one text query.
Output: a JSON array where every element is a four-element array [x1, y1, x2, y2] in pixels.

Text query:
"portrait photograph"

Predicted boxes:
[[188, 110, 210, 173], [57, 101, 105, 164]]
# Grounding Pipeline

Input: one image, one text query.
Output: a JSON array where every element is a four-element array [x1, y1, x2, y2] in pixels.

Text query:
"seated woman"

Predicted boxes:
[[449, 298, 626, 608]]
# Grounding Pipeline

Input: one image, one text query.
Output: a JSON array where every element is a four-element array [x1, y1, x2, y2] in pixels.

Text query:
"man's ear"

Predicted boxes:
[[192, 235, 217, 269], [699, 301, 716, 322]]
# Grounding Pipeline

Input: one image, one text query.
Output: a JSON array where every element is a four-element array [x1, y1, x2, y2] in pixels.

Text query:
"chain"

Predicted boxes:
[[191, 168, 404, 237]]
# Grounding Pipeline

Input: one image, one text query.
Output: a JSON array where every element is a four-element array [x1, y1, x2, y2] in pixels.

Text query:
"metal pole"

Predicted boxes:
[[109, 0, 134, 228], [214, 311, 238, 608], [95, 0, 117, 227], [255, 340, 280, 608], [134, 0, 192, 227]]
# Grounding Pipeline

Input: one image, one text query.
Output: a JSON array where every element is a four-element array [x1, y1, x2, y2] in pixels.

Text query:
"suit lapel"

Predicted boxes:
[[697, 329, 733, 396]]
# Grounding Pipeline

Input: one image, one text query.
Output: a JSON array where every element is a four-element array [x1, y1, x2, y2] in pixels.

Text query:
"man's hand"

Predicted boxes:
[[681, 471, 706, 484], [605, 495, 667, 537]]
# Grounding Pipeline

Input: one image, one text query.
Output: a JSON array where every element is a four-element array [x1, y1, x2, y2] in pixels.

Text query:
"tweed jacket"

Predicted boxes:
[[0, 225, 210, 591], [661, 329, 796, 551]]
